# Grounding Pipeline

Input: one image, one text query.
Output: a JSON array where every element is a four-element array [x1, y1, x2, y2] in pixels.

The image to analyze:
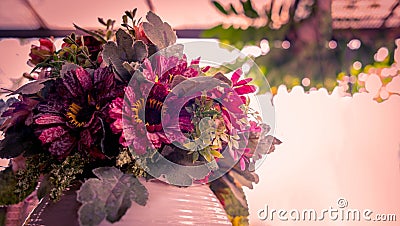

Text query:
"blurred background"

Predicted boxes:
[[1, 0, 400, 98], [0, 0, 399, 225]]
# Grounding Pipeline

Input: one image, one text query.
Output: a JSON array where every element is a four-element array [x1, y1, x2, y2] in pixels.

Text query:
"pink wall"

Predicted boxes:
[[245, 85, 400, 226]]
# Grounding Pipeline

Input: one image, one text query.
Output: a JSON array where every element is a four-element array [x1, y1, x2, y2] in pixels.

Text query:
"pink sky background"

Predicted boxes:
[[1, 0, 270, 30]]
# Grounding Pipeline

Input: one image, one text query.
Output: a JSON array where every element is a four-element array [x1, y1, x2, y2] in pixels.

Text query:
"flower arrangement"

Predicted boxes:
[[0, 8, 280, 226]]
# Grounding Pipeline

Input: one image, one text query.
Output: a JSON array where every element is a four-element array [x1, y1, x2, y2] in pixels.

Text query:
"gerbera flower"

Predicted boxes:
[[34, 66, 121, 159], [110, 83, 179, 155], [141, 54, 203, 86], [110, 55, 204, 154]]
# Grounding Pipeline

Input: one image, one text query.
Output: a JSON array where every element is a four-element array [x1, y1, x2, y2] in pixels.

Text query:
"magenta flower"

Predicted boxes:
[[109, 55, 205, 155], [230, 68, 256, 103], [110, 85, 166, 155], [34, 66, 121, 159], [142, 54, 203, 86]]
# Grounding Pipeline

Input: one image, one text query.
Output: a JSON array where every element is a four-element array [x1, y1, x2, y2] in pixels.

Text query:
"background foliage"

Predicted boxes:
[[203, 0, 398, 93]]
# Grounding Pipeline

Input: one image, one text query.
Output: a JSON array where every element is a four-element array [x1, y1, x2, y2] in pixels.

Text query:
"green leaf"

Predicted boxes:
[[122, 15, 128, 24], [0, 167, 36, 205], [73, 24, 107, 43], [192, 151, 199, 163], [147, 158, 210, 186], [209, 175, 250, 220], [106, 19, 115, 29], [212, 1, 229, 15], [230, 3, 238, 15], [125, 10, 133, 19], [241, 0, 259, 18], [6, 79, 51, 96], [98, 18, 107, 26], [142, 11, 177, 50], [102, 29, 148, 81], [199, 149, 213, 162], [77, 167, 148, 225], [132, 8, 137, 18], [210, 149, 223, 159], [63, 37, 74, 44]]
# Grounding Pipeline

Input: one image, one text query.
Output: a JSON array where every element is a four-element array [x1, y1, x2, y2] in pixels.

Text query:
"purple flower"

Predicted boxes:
[[1, 96, 39, 131], [34, 66, 121, 159]]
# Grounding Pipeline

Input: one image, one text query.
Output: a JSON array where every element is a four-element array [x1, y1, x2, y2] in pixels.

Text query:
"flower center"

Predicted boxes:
[[145, 98, 163, 126], [131, 97, 164, 131], [66, 102, 96, 127]]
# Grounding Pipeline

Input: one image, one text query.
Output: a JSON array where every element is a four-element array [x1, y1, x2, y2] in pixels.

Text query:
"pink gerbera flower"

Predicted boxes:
[[109, 54, 204, 155]]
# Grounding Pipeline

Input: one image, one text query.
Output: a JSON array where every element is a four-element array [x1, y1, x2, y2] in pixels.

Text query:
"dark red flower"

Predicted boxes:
[[34, 66, 121, 159], [28, 38, 56, 66], [134, 23, 151, 44]]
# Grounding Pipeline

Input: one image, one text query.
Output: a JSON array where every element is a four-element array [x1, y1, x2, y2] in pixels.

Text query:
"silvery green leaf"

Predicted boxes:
[[157, 44, 184, 58], [105, 176, 132, 222], [132, 41, 147, 62], [60, 63, 80, 77], [77, 178, 101, 203], [142, 11, 177, 50], [7, 79, 51, 96], [77, 167, 148, 225], [127, 176, 148, 206], [78, 201, 106, 226], [102, 29, 148, 81], [147, 160, 210, 186]]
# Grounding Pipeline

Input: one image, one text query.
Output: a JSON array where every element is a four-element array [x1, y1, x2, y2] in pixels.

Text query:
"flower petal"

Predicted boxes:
[[76, 67, 92, 91], [191, 57, 200, 65], [48, 133, 75, 157], [35, 114, 65, 125], [239, 158, 246, 171], [234, 77, 252, 86], [201, 66, 211, 73], [38, 126, 68, 144], [142, 58, 156, 81], [63, 70, 83, 97], [231, 68, 243, 85], [234, 85, 256, 95]]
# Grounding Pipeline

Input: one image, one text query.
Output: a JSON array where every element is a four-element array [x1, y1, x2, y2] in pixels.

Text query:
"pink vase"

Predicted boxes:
[[25, 180, 231, 226]]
